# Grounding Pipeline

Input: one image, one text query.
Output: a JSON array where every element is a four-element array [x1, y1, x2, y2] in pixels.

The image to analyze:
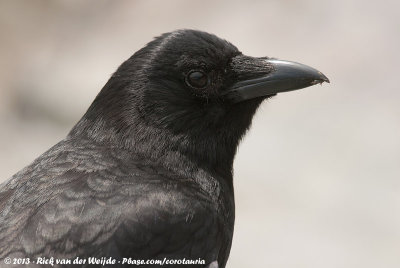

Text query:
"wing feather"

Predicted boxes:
[[0, 139, 220, 266]]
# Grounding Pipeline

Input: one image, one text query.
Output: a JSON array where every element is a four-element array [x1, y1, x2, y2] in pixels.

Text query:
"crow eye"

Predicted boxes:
[[186, 71, 209, 89]]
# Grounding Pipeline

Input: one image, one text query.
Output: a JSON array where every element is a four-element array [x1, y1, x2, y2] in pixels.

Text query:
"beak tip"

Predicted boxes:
[[314, 71, 330, 84], [320, 72, 330, 83]]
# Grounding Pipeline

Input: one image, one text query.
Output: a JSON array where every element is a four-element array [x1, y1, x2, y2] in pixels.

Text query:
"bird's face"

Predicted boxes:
[[131, 30, 328, 135]]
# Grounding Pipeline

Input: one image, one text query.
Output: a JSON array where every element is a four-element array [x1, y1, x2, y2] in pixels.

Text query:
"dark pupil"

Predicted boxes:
[[188, 71, 208, 88]]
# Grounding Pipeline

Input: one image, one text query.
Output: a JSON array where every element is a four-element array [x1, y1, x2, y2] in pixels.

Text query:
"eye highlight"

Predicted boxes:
[[185, 71, 209, 89]]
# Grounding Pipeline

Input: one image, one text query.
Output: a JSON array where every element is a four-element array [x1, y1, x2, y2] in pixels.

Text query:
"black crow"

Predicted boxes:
[[0, 30, 329, 267]]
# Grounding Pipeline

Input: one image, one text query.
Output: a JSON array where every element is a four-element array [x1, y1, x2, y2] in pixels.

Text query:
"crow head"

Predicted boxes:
[[71, 30, 328, 175]]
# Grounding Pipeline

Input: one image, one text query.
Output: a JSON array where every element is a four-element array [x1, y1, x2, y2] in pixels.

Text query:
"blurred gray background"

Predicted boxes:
[[1, 0, 399, 267]]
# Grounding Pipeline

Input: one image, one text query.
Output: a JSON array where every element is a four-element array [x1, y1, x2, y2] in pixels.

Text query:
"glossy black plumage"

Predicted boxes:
[[0, 30, 328, 267]]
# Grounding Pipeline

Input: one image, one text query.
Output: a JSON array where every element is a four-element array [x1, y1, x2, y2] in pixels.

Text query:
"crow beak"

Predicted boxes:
[[223, 58, 329, 103]]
